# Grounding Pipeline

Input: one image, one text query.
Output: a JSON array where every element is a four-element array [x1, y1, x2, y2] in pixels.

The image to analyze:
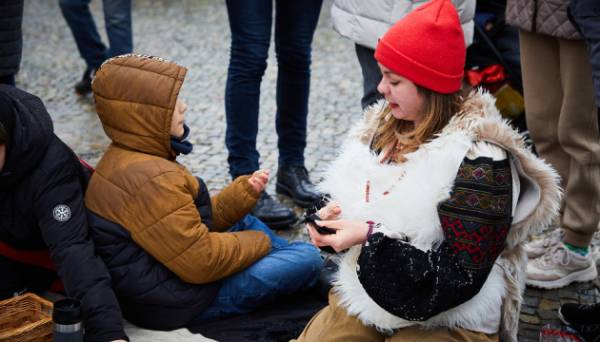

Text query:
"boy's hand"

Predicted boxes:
[[248, 169, 269, 193]]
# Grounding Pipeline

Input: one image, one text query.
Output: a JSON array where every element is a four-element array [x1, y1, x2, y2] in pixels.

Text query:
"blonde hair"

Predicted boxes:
[[371, 87, 462, 163]]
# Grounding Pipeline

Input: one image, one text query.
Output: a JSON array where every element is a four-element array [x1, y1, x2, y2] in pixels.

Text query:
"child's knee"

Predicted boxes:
[[293, 243, 324, 275]]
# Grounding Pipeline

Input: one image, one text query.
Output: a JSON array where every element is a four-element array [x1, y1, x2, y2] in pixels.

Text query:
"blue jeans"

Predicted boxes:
[[193, 215, 323, 322], [224, 0, 323, 178], [59, 0, 132, 71]]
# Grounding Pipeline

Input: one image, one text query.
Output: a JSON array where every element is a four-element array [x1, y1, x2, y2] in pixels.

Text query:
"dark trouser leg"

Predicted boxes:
[[224, 0, 272, 178], [274, 0, 323, 168], [102, 0, 133, 58], [355, 44, 383, 110], [59, 0, 107, 70]]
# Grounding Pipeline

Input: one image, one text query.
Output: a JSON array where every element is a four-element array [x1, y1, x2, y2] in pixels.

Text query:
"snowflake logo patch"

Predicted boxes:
[[53, 204, 72, 222]]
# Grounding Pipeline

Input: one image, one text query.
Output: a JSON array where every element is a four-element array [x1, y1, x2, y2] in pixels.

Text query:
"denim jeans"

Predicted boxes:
[[192, 215, 323, 322], [59, 0, 132, 71], [355, 44, 383, 110], [224, 0, 323, 178]]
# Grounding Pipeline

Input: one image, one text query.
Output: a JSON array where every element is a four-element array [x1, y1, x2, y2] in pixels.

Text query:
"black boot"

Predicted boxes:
[[276, 166, 323, 208], [251, 191, 296, 230], [559, 302, 600, 341], [74, 68, 95, 96]]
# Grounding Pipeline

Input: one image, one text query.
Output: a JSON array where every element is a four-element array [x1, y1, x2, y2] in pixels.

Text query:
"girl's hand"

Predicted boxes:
[[306, 219, 370, 252], [248, 169, 269, 193], [317, 201, 342, 220]]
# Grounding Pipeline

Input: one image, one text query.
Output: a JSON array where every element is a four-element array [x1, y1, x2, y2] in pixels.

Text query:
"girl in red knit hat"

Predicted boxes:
[[295, 0, 561, 341]]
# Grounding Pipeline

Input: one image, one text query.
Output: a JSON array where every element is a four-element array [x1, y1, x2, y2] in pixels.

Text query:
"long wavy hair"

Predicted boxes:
[[371, 86, 463, 163]]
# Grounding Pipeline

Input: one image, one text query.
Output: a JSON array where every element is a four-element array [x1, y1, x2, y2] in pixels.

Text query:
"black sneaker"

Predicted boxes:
[[251, 191, 296, 230], [276, 166, 324, 208], [559, 303, 600, 342], [74, 68, 95, 96]]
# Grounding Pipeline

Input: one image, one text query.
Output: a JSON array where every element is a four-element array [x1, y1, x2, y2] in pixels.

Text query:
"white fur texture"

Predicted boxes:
[[318, 130, 471, 251]]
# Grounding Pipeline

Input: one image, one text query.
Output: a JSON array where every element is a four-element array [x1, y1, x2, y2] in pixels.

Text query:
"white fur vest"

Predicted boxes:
[[318, 91, 561, 342]]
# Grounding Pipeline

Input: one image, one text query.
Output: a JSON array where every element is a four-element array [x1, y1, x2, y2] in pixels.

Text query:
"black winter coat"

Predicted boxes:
[[0, 85, 127, 342], [89, 211, 220, 330], [569, 0, 600, 106], [0, 0, 24, 77]]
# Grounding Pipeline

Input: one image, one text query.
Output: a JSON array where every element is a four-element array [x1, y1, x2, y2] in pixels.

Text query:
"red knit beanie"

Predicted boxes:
[[374, 0, 465, 94]]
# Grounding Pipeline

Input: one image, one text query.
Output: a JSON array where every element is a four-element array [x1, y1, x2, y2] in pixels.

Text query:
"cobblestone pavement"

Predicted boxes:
[[19, 1, 599, 341]]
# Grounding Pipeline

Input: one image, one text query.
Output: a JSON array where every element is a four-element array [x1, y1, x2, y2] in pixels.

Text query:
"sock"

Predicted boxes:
[[564, 242, 589, 256]]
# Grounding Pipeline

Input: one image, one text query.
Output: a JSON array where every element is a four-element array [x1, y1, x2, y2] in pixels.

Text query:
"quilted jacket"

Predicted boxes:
[[506, 0, 581, 40]]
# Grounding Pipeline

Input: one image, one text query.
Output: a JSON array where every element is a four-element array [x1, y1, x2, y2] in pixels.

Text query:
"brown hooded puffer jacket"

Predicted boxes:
[[85, 54, 271, 284]]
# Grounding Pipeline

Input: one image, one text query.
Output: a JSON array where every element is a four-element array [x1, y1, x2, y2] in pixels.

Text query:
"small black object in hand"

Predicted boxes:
[[303, 213, 337, 254], [303, 213, 336, 235]]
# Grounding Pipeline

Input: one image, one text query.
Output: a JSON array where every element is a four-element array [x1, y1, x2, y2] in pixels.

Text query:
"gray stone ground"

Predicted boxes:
[[18, 0, 599, 341]]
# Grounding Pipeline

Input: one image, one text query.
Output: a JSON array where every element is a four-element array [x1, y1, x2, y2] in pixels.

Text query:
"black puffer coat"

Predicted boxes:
[[0, 85, 127, 342], [0, 0, 24, 77], [89, 210, 220, 330]]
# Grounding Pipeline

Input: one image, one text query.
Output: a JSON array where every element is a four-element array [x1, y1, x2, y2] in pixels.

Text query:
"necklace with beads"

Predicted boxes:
[[365, 141, 407, 203]]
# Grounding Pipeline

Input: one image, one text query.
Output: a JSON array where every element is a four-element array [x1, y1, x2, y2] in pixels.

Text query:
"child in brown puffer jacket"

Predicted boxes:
[[85, 54, 323, 327]]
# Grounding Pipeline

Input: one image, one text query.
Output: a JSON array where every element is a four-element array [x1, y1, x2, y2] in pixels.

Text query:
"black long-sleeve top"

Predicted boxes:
[[357, 155, 513, 321]]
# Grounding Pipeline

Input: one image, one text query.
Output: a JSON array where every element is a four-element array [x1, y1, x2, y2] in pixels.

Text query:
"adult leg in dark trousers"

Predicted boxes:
[[355, 44, 384, 110], [59, 0, 132, 95], [224, 0, 324, 229], [0, 0, 24, 87]]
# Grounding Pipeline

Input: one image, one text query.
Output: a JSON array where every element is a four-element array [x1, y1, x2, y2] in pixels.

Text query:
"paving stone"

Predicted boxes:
[[542, 290, 561, 301], [559, 288, 580, 300], [520, 314, 541, 325], [518, 327, 539, 340], [523, 293, 542, 307], [537, 308, 558, 321], [538, 298, 560, 311], [520, 304, 537, 315]]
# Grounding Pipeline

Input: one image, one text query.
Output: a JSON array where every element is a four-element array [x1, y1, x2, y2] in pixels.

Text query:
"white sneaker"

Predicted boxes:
[[591, 245, 600, 266], [525, 228, 564, 259], [526, 243, 598, 289], [590, 230, 600, 265]]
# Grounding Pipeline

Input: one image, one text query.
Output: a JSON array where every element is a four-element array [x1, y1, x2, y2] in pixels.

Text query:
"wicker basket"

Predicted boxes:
[[0, 293, 53, 342]]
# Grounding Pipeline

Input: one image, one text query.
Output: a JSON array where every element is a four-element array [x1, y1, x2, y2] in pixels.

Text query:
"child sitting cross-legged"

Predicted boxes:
[[85, 54, 323, 329]]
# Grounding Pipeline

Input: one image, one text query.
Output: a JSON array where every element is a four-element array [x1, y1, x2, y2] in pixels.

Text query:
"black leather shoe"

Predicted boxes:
[[74, 68, 95, 96], [276, 166, 323, 208], [251, 191, 296, 230]]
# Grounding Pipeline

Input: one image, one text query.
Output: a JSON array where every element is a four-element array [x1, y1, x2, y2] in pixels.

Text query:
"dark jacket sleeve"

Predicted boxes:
[[357, 156, 513, 321], [34, 163, 127, 342], [0, 0, 23, 76], [568, 0, 600, 105]]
